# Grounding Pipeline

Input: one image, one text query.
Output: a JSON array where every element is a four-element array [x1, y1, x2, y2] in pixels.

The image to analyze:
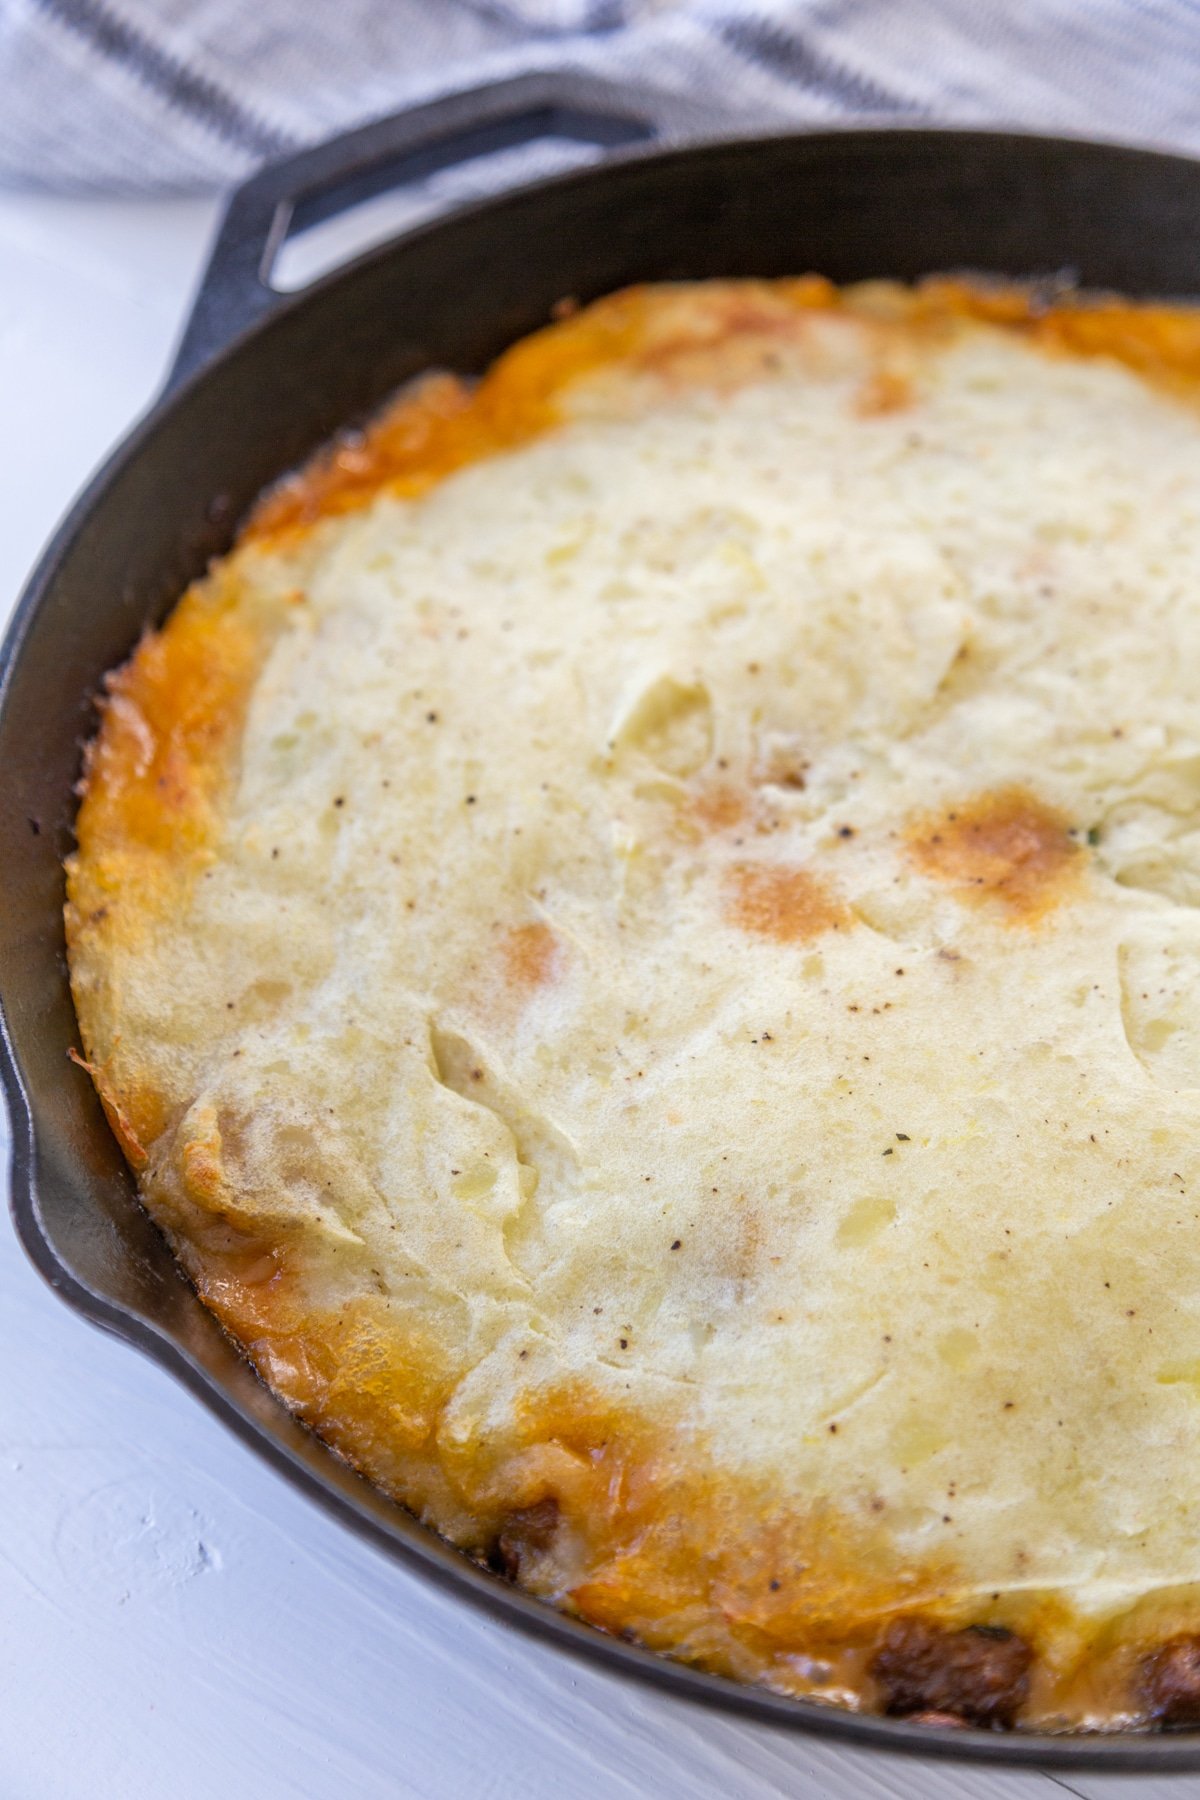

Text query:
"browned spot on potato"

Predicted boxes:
[[503, 921, 560, 992], [907, 788, 1080, 921], [692, 782, 749, 831], [727, 864, 850, 943], [854, 366, 914, 417], [636, 290, 815, 379]]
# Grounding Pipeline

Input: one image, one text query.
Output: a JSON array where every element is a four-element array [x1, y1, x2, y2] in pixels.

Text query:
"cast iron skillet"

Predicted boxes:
[[4, 70, 1200, 1769]]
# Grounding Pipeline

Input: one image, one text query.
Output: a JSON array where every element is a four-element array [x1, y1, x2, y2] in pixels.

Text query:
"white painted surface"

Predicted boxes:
[[0, 188, 1191, 1800]]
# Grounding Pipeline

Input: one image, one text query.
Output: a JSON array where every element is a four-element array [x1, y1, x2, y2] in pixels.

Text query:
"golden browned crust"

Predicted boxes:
[[66, 277, 1200, 1730]]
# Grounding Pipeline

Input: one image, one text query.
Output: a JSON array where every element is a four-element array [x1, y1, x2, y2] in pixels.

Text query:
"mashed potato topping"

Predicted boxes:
[[66, 280, 1200, 1727]]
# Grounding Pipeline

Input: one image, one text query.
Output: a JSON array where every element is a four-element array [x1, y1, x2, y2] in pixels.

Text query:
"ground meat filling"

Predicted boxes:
[[870, 1618, 1033, 1729], [1141, 1636, 1200, 1728], [492, 1496, 561, 1581]]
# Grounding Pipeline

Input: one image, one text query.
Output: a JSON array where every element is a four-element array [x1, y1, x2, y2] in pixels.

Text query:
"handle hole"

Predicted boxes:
[[270, 104, 652, 294]]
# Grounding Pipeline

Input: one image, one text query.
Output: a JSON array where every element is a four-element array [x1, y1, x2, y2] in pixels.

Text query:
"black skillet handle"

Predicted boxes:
[[167, 70, 721, 391]]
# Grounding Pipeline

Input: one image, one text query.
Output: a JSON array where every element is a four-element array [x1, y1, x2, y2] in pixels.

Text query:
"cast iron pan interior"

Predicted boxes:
[[4, 71, 1200, 1767]]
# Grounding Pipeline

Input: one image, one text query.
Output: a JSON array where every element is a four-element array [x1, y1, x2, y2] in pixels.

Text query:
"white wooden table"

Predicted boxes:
[[0, 189, 1194, 1800]]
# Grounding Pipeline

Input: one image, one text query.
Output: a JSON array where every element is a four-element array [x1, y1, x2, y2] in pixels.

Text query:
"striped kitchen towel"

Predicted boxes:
[[1, 0, 1198, 193]]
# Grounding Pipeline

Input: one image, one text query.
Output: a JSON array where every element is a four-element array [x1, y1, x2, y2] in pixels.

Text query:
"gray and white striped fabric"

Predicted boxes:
[[1, 0, 1198, 193]]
